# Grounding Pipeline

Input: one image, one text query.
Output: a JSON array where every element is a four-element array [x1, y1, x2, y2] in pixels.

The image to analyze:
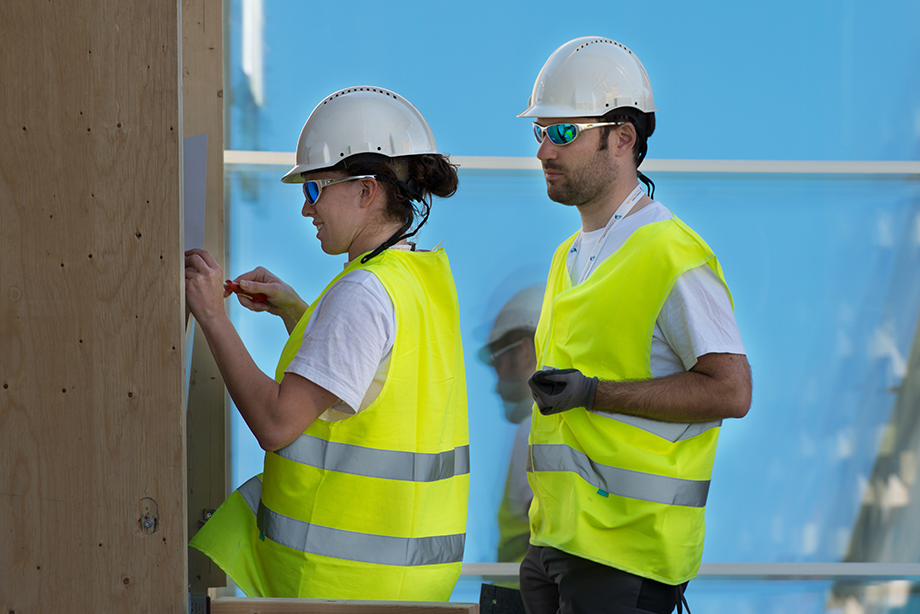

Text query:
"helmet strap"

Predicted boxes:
[[360, 221, 411, 263], [403, 178, 423, 202], [359, 189, 431, 264], [638, 171, 655, 200]]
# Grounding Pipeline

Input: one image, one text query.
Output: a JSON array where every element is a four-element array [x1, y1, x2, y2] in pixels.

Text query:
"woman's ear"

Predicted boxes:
[[356, 176, 380, 209]]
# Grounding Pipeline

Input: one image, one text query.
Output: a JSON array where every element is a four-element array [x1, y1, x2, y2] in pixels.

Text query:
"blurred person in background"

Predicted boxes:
[[479, 285, 544, 564]]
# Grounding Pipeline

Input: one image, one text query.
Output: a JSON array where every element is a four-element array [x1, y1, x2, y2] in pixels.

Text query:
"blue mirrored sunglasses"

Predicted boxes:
[[302, 175, 375, 204], [532, 121, 624, 146]]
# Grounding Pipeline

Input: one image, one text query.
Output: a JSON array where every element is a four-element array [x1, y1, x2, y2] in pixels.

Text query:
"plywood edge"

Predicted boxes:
[[211, 596, 479, 614]]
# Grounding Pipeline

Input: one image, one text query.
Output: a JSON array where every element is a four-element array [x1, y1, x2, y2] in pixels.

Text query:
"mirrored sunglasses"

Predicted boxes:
[[532, 121, 624, 146], [302, 175, 375, 204]]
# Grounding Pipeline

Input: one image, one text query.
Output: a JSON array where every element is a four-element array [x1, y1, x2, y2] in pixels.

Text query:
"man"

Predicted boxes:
[[479, 285, 543, 563], [517, 37, 752, 614]]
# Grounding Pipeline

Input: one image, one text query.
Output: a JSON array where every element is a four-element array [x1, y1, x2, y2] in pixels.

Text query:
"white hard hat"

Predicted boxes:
[[281, 86, 438, 183], [518, 37, 656, 119], [478, 285, 544, 364]]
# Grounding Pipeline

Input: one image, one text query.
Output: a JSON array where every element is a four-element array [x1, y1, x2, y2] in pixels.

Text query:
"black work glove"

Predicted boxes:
[[528, 368, 598, 415]]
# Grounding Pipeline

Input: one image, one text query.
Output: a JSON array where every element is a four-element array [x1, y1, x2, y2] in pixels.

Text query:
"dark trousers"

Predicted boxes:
[[519, 544, 688, 614]]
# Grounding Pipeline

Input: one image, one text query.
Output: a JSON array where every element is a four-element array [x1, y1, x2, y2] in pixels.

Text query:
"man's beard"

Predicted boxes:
[[543, 151, 616, 207]]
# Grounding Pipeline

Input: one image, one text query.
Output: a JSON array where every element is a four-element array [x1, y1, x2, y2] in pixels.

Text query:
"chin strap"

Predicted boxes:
[[360, 178, 430, 264], [638, 171, 655, 200], [360, 221, 411, 264]]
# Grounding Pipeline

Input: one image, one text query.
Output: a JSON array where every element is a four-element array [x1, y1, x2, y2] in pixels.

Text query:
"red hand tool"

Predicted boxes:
[[223, 280, 267, 303]]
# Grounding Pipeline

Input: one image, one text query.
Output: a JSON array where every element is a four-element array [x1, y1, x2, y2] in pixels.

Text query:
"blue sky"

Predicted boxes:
[[221, 2, 920, 605]]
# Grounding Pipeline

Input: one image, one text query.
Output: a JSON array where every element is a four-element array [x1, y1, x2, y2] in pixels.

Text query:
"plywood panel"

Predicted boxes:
[[0, 0, 186, 611], [181, 0, 228, 594], [211, 597, 479, 614]]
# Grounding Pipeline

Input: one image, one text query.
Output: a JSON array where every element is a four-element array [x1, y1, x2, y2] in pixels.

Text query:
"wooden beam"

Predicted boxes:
[[211, 597, 479, 614], [0, 0, 186, 611], [181, 0, 228, 594]]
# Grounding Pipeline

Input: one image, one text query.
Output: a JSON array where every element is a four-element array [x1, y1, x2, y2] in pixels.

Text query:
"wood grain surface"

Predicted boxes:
[[1, 0, 186, 610]]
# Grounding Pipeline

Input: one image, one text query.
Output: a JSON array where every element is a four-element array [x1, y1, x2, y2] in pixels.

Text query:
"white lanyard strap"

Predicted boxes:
[[567, 183, 646, 285]]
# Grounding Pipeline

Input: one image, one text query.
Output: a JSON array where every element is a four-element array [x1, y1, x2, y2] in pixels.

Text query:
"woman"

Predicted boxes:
[[185, 86, 469, 600]]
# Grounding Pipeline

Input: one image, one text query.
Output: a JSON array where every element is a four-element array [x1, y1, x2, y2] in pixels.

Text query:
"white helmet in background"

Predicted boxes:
[[478, 285, 545, 364], [281, 86, 438, 183], [518, 37, 656, 119]]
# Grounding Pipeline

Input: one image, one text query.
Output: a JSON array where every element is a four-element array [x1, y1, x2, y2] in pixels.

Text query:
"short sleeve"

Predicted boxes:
[[654, 265, 746, 373], [284, 270, 395, 413]]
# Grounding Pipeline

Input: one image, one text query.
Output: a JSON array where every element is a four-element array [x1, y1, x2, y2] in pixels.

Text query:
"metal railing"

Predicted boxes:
[[224, 150, 920, 177]]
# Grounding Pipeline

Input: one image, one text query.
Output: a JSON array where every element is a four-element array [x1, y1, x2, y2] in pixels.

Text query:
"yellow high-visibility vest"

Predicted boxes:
[[191, 248, 469, 600], [529, 216, 731, 585], [497, 460, 531, 563]]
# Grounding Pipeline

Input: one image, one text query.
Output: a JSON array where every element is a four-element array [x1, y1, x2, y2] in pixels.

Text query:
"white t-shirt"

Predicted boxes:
[[285, 206, 744, 421], [567, 202, 745, 377], [284, 261, 400, 421]]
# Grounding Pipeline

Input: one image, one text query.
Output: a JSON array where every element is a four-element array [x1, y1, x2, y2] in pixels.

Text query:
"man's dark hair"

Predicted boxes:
[[597, 108, 657, 197]]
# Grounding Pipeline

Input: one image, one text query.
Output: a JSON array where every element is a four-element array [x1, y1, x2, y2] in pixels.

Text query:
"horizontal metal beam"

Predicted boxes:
[[224, 150, 920, 177], [461, 562, 920, 581], [224, 149, 293, 167]]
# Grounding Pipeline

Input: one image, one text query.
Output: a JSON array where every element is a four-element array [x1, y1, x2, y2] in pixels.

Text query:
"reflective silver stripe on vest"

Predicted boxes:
[[236, 475, 465, 567], [588, 411, 722, 443], [529, 443, 710, 507], [239, 475, 262, 514], [258, 500, 465, 567], [274, 435, 470, 482]]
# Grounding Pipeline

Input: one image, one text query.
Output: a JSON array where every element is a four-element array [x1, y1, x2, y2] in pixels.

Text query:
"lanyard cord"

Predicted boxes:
[[360, 178, 429, 264], [567, 183, 646, 285]]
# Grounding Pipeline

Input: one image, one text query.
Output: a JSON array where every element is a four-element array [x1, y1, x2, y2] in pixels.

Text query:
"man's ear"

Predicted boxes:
[[614, 122, 637, 159]]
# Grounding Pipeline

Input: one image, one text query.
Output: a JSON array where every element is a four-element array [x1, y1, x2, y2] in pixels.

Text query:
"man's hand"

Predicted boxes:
[[528, 368, 598, 415]]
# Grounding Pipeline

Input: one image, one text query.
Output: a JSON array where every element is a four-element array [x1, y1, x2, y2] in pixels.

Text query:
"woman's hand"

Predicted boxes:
[[233, 267, 309, 333], [184, 255, 331, 449], [185, 248, 228, 325]]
